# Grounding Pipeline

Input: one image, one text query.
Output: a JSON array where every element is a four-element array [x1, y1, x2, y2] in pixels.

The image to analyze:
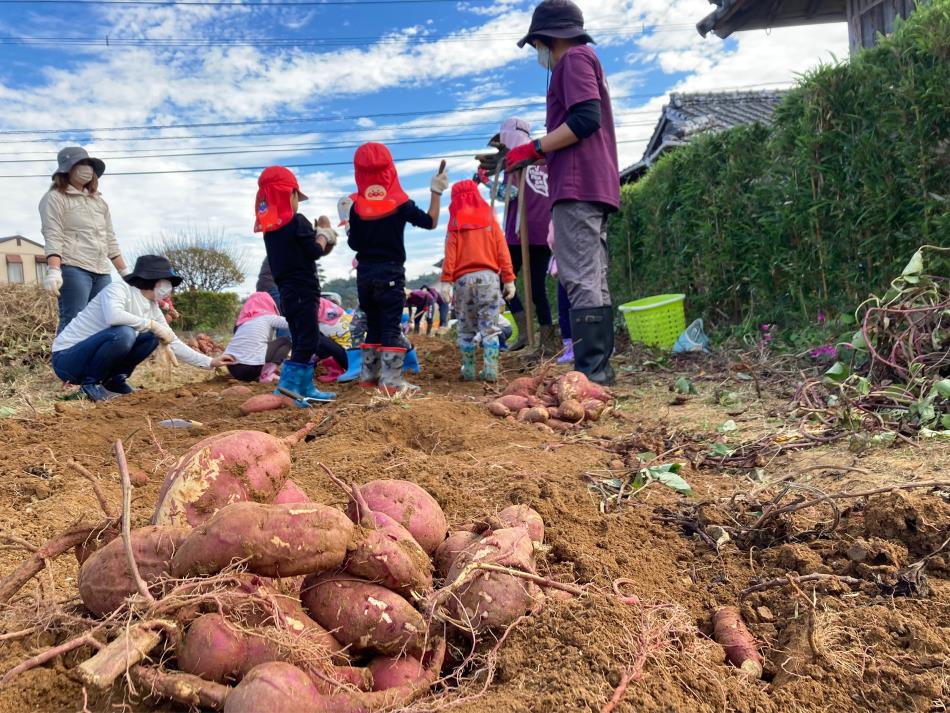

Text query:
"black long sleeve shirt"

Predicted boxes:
[[347, 200, 434, 265], [263, 213, 325, 291]]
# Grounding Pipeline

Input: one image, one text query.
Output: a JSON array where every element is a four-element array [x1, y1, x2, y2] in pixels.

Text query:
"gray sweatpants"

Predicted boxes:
[[551, 200, 611, 309]]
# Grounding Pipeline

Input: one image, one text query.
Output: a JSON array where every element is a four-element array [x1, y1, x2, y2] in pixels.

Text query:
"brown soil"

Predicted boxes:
[[1, 337, 948, 713]]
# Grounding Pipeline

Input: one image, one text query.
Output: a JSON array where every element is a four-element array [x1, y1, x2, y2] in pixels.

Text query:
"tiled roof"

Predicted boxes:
[[619, 89, 789, 183], [696, 0, 846, 38]]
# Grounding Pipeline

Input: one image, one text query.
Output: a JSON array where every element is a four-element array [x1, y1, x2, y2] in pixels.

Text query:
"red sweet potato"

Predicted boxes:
[[495, 394, 531, 411], [503, 376, 541, 399], [273, 479, 309, 505], [128, 465, 150, 487], [486, 505, 544, 544], [554, 371, 588, 404], [367, 654, 423, 691], [346, 510, 433, 596], [487, 401, 510, 418], [221, 384, 254, 397], [301, 574, 427, 657], [170, 502, 353, 578], [152, 423, 314, 527], [433, 530, 480, 578], [546, 418, 576, 432], [240, 393, 294, 415], [583, 399, 606, 422], [557, 399, 585, 423], [78, 525, 190, 617], [518, 406, 549, 423], [348, 480, 447, 555], [713, 606, 763, 678]]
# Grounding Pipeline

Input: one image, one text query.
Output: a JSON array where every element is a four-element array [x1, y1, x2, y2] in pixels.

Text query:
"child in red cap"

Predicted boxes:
[[437, 179, 516, 382], [254, 165, 339, 405], [346, 143, 448, 395]]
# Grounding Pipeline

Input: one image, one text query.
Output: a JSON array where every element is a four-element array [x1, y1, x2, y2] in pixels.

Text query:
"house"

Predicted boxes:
[[697, 0, 921, 54], [0, 236, 47, 286], [620, 89, 788, 184]]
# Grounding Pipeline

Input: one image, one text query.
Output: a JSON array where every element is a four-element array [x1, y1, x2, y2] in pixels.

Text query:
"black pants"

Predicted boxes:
[[507, 244, 553, 326], [227, 337, 292, 382], [318, 334, 348, 370], [278, 284, 318, 363], [357, 262, 407, 348]]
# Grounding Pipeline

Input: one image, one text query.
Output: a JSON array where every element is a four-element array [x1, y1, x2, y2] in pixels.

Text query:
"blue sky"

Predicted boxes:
[[0, 0, 848, 293]]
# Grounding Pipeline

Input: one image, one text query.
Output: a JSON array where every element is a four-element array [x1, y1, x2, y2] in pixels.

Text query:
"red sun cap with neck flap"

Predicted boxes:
[[448, 179, 493, 230], [351, 142, 409, 219]]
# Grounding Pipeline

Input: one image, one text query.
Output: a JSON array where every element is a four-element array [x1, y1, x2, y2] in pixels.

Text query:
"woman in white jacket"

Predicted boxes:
[[39, 146, 130, 333], [51, 255, 234, 401]]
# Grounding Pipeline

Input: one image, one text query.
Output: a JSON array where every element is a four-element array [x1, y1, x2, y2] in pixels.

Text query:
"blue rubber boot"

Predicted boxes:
[[337, 349, 362, 383], [460, 343, 477, 381], [275, 361, 335, 406], [296, 361, 336, 402], [403, 347, 420, 374], [480, 340, 500, 382]]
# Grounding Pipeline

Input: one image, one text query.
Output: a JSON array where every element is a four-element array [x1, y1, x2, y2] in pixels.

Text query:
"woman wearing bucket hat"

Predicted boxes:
[[506, 0, 620, 386], [39, 146, 131, 334], [50, 255, 234, 401]]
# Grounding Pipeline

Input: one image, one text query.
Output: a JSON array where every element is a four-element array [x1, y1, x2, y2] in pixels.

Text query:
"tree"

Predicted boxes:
[[140, 227, 246, 292]]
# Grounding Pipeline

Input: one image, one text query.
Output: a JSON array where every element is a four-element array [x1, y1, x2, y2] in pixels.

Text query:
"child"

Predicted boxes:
[[346, 143, 447, 394], [437, 179, 516, 382], [254, 165, 339, 405], [223, 292, 291, 382]]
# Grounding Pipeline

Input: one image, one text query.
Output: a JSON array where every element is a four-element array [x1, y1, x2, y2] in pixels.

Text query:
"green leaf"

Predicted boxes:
[[849, 329, 868, 351], [735, 372, 753, 381], [640, 463, 693, 496], [901, 249, 924, 278], [935, 379, 950, 399], [870, 431, 897, 445], [674, 377, 698, 395], [718, 391, 741, 406], [0, 406, 16, 419], [824, 361, 850, 384], [941, 414, 950, 430], [709, 442, 735, 457], [716, 419, 738, 433], [635, 451, 657, 463], [919, 428, 950, 439], [854, 377, 871, 396]]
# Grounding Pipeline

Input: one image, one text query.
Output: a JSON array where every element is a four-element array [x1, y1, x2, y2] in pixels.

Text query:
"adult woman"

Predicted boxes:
[[39, 146, 130, 333], [51, 255, 234, 401], [497, 118, 559, 359]]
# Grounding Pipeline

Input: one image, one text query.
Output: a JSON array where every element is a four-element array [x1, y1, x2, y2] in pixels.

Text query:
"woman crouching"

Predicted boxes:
[[51, 255, 234, 401]]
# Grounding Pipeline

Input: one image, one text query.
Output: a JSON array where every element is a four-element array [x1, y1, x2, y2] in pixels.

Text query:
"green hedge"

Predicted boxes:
[[173, 290, 240, 333], [609, 0, 950, 330]]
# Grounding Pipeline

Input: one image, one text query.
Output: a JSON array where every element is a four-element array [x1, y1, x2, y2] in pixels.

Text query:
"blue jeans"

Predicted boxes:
[[52, 326, 159, 385], [58, 265, 111, 334]]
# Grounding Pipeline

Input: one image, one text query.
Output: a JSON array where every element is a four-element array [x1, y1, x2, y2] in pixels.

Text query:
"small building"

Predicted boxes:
[[697, 0, 920, 54], [0, 236, 47, 286], [620, 89, 788, 184]]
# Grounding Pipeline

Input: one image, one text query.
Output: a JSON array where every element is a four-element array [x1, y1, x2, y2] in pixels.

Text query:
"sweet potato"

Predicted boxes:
[[534, 422, 554, 434], [273, 479, 309, 505], [301, 574, 427, 657], [518, 406, 549, 424], [557, 399, 585, 423], [221, 384, 254, 397], [240, 393, 294, 415], [433, 531, 480, 578], [554, 371, 588, 404], [495, 394, 531, 412], [128, 465, 150, 487], [152, 423, 314, 527], [487, 401, 510, 418], [583, 399, 606, 422], [78, 525, 190, 617], [503, 376, 542, 399], [348, 480, 447, 555], [546, 418, 576, 432], [367, 655, 423, 691], [486, 505, 544, 544], [713, 606, 763, 678], [346, 510, 433, 596], [170, 502, 353, 578]]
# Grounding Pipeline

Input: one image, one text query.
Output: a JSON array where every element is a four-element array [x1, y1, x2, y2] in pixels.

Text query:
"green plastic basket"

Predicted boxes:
[[502, 311, 518, 342], [619, 294, 686, 350]]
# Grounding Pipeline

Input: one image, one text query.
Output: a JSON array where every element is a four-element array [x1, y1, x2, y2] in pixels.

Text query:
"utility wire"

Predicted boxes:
[[0, 138, 651, 177], [0, 0, 487, 5]]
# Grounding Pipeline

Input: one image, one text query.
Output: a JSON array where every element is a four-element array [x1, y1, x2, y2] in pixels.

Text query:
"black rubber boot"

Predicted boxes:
[[570, 306, 616, 386], [507, 311, 529, 352]]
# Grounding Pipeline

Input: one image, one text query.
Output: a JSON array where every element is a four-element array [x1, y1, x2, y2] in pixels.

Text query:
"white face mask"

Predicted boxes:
[[536, 44, 554, 70], [72, 165, 95, 185], [153, 279, 173, 301]]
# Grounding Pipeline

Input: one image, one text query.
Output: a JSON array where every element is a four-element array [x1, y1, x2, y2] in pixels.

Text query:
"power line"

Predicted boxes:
[[0, 0, 479, 5], [0, 121, 662, 162], [0, 138, 652, 178], [0, 83, 791, 136]]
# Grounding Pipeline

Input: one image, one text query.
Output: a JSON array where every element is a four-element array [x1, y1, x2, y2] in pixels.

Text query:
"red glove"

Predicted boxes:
[[505, 141, 542, 171], [476, 166, 490, 185]]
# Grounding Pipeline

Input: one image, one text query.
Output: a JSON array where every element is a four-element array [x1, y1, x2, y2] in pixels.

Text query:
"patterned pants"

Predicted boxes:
[[456, 270, 503, 349]]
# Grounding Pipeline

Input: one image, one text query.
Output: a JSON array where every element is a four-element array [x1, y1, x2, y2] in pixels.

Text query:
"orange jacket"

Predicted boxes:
[[440, 222, 516, 284]]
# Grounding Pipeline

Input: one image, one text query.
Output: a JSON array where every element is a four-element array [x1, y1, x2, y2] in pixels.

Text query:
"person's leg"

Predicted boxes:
[[412, 309, 423, 335], [317, 333, 348, 371], [473, 272, 502, 382], [557, 282, 574, 364], [264, 337, 292, 364], [53, 326, 137, 399], [280, 287, 318, 364], [506, 244, 524, 314], [104, 331, 159, 392], [378, 271, 417, 393], [455, 274, 478, 381], [227, 363, 264, 382], [357, 275, 382, 387], [57, 265, 94, 334], [88, 271, 111, 302], [438, 302, 448, 329], [528, 245, 553, 326]]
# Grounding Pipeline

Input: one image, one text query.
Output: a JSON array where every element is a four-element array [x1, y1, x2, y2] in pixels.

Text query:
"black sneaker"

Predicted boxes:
[[80, 384, 120, 402], [104, 375, 134, 394]]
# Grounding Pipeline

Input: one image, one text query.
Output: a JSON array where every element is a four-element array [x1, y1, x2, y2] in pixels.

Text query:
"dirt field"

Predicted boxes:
[[0, 336, 948, 713]]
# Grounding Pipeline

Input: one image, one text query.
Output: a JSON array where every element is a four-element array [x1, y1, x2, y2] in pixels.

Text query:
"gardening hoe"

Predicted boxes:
[[276, 386, 333, 406], [506, 159, 536, 349]]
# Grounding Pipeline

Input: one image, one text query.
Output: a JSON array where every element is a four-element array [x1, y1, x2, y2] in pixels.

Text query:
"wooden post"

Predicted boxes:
[[489, 164, 502, 212], [516, 168, 535, 348]]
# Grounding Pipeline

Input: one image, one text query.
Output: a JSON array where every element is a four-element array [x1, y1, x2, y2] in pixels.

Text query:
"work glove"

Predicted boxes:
[[502, 281, 516, 301], [148, 319, 177, 345], [118, 265, 131, 277], [435, 281, 453, 303], [337, 196, 353, 228], [430, 160, 449, 195], [505, 142, 542, 172], [44, 267, 63, 297], [475, 149, 504, 177]]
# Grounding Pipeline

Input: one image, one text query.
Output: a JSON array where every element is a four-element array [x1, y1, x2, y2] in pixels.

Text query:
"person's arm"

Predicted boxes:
[[427, 192, 442, 229], [102, 201, 129, 275], [99, 283, 152, 331], [38, 191, 65, 269], [296, 215, 329, 262], [266, 314, 289, 331], [427, 160, 448, 229]]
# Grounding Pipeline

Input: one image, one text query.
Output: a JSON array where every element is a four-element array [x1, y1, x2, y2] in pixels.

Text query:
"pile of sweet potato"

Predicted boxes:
[[13, 423, 568, 712], [186, 332, 224, 356], [487, 371, 613, 432]]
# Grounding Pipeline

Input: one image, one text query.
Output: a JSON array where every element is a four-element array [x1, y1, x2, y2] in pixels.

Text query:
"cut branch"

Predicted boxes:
[[114, 439, 154, 604], [739, 573, 863, 598], [75, 621, 173, 689], [130, 665, 230, 710]]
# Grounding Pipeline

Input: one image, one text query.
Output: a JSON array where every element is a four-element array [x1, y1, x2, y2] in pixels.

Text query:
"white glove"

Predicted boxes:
[[44, 267, 63, 297], [317, 226, 338, 247], [148, 319, 177, 344], [118, 265, 131, 277], [435, 281, 453, 303], [502, 281, 516, 301], [337, 196, 353, 227], [430, 169, 449, 196]]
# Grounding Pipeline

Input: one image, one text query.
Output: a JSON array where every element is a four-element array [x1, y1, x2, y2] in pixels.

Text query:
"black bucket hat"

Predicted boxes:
[[518, 0, 595, 47], [54, 146, 106, 178], [123, 255, 183, 288]]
